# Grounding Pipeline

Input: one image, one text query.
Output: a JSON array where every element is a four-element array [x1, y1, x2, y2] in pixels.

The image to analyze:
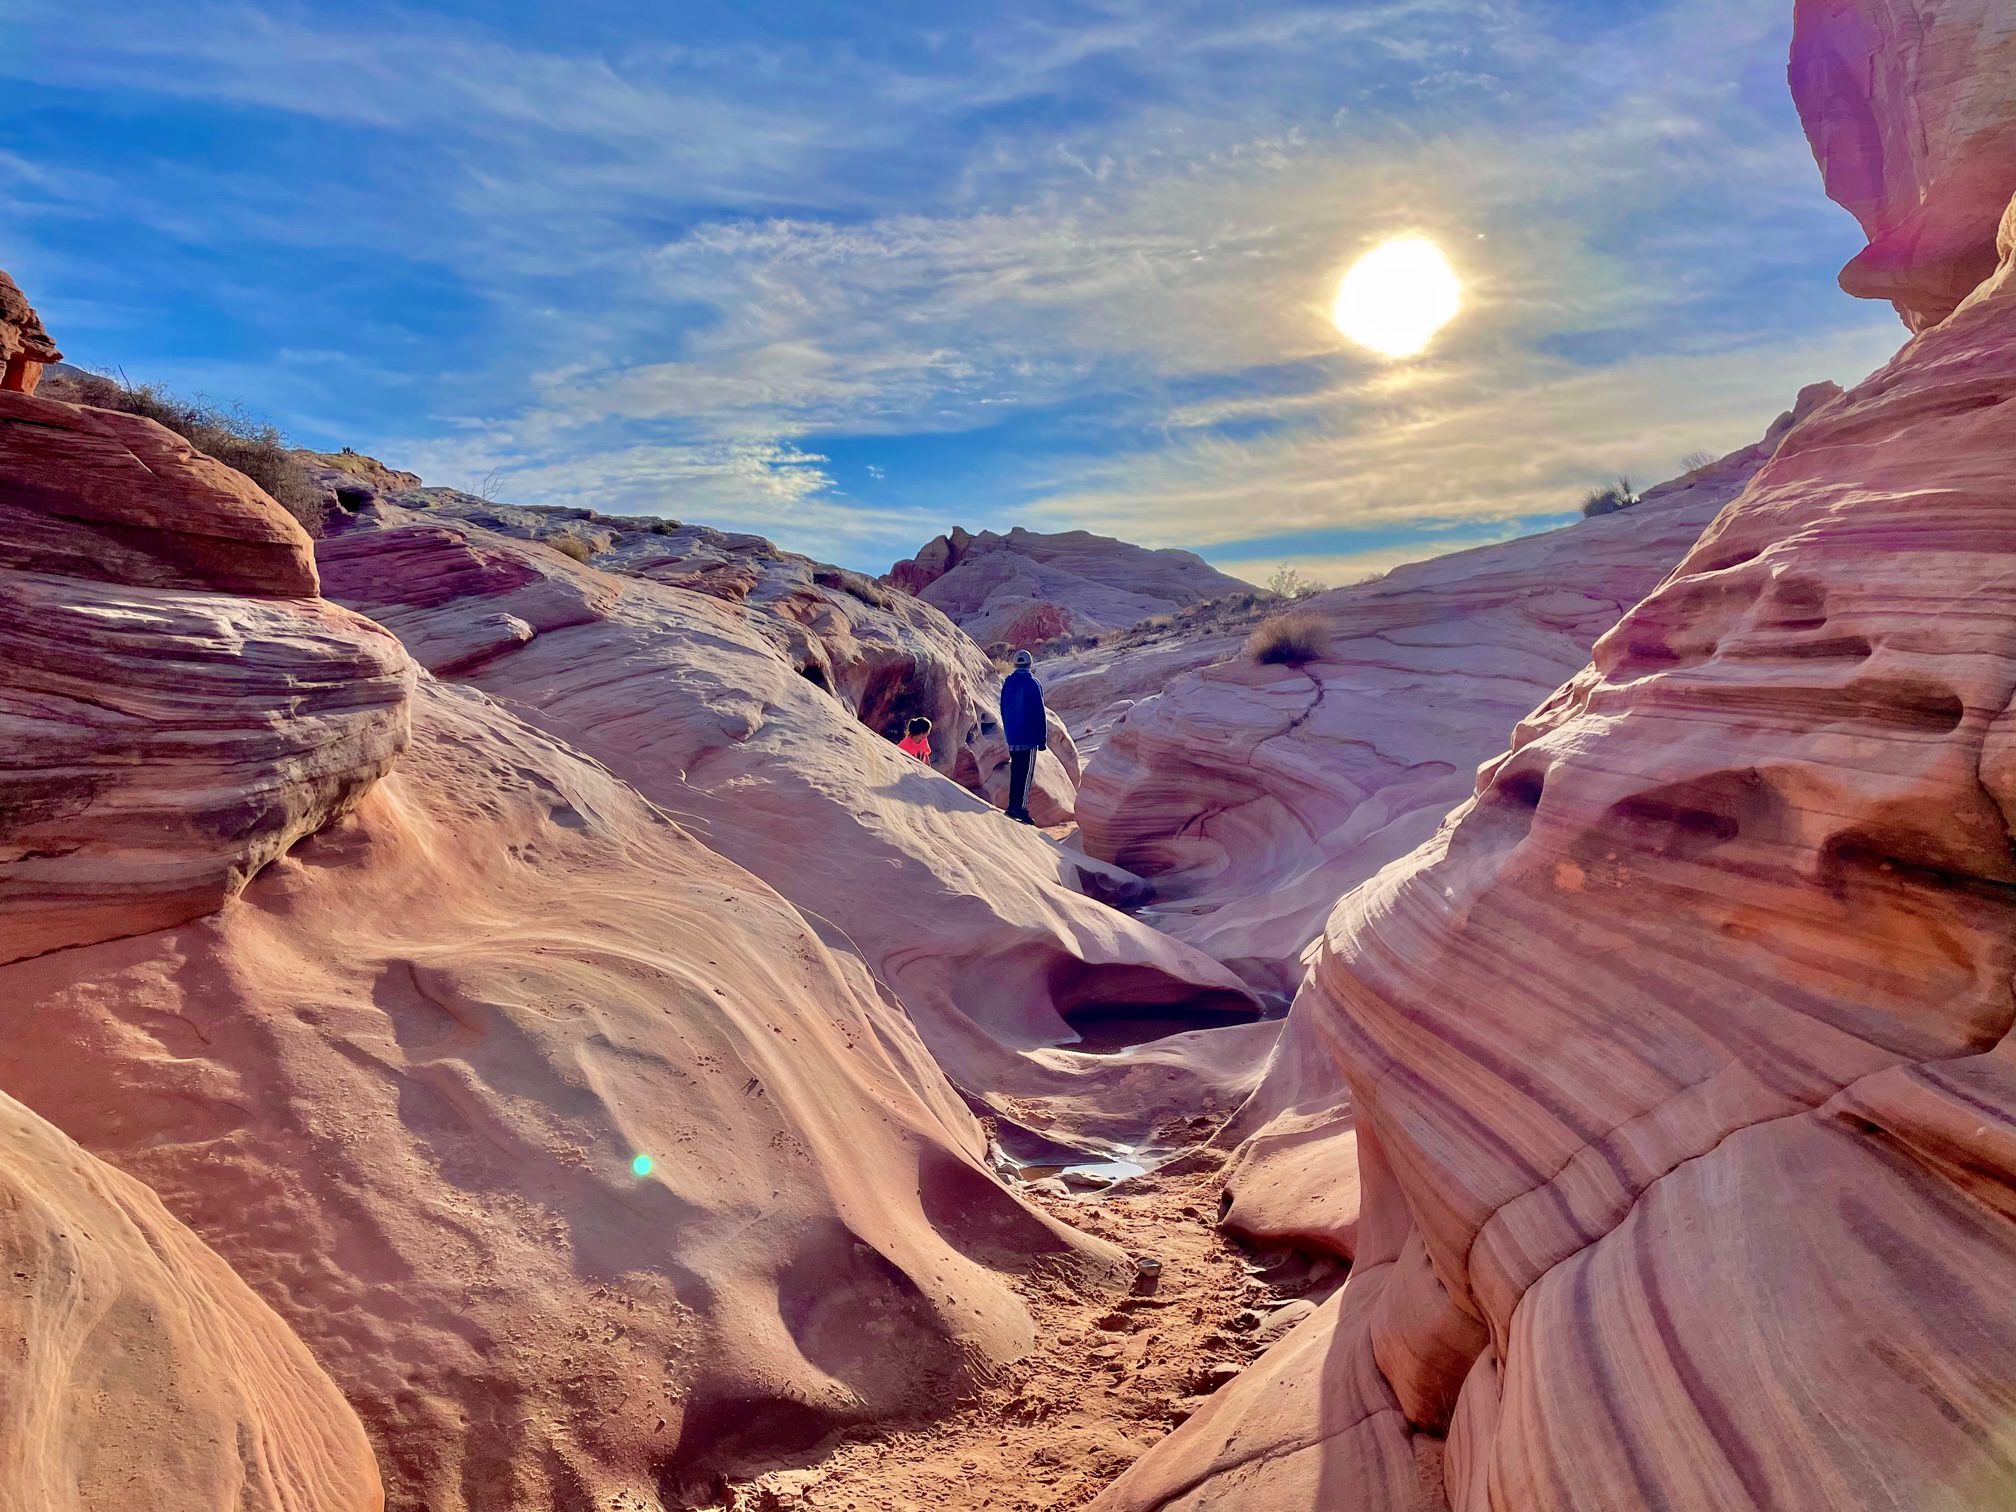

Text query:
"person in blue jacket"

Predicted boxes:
[[999, 649, 1046, 825]]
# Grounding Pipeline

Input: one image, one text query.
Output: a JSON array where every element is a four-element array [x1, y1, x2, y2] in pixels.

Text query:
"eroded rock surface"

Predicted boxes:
[[1793, 0, 2016, 328], [1075, 392, 1834, 999], [1099, 69, 2016, 1512], [0, 1092, 381, 1512], [316, 510, 1265, 1152], [0, 679, 1128, 1510], [0, 388, 412, 966], [345, 491, 1086, 823], [887, 525, 1254, 644]]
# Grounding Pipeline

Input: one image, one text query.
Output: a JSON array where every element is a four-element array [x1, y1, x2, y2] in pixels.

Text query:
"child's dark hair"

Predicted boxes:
[[906, 716, 932, 737]]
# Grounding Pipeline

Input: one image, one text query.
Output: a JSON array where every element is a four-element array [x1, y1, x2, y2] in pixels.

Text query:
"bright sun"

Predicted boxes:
[[1331, 236, 1463, 358]]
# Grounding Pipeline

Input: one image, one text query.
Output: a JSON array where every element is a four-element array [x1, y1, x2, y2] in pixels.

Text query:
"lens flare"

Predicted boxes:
[[1331, 236, 1463, 358], [631, 1153, 654, 1177]]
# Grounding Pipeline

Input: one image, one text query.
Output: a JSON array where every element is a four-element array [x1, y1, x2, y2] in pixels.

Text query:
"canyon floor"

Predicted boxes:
[[696, 1154, 1322, 1512]]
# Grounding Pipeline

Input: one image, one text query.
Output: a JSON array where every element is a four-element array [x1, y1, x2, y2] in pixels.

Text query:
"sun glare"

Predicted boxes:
[[1331, 237, 1463, 358]]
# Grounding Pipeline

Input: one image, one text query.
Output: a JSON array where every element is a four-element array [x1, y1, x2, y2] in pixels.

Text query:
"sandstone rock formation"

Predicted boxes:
[[0, 1091, 381, 1512], [0, 375, 412, 967], [887, 526, 1254, 644], [350, 490, 1086, 823], [0, 677, 1134, 1510], [1075, 389, 1837, 999], [315, 508, 1266, 1154], [1793, 0, 2016, 328], [1098, 27, 2016, 1511], [0, 270, 59, 394]]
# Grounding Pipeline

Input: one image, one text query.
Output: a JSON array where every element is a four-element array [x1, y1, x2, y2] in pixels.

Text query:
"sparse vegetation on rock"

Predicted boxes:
[[41, 367, 326, 534], [1266, 564, 1325, 600], [1580, 474, 1640, 517], [1246, 610, 1331, 667]]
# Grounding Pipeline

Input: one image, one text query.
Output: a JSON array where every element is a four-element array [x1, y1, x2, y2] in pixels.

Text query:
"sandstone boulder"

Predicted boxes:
[[0, 270, 59, 394], [0, 391, 412, 966]]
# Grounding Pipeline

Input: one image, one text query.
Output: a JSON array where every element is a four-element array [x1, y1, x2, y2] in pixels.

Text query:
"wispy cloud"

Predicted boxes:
[[4, 0, 1901, 574]]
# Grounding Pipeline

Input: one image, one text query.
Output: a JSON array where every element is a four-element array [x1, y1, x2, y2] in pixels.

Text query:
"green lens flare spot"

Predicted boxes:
[[631, 1154, 654, 1178]]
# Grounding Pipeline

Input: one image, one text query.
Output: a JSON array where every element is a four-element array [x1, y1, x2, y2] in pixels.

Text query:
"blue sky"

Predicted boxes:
[[3, 0, 1904, 580]]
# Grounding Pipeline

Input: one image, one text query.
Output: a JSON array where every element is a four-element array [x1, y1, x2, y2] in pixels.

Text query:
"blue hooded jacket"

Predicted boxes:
[[1000, 667, 1047, 751]]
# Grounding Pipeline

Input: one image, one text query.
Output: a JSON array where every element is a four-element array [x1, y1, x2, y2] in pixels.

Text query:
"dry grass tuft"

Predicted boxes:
[[549, 536, 594, 563], [45, 367, 326, 534], [1246, 610, 1331, 667]]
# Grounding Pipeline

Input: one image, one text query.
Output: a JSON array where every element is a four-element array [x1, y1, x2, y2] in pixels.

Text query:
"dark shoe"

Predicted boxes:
[[1005, 808, 1034, 825]]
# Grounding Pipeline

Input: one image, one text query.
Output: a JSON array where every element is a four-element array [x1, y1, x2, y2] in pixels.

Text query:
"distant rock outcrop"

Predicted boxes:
[[0, 1091, 380, 1512], [1098, 13, 2016, 1509], [1793, 0, 2016, 328], [886, 525, 1255, 644]]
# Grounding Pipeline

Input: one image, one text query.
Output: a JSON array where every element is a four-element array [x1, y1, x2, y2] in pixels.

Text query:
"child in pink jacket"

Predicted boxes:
[[896, 716, 933, 762]]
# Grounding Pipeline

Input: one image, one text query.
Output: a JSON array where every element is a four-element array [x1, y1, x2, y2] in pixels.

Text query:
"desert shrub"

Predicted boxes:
[[1246, 610, 1331, 667], [1679, 450, 1715, 474], [1581, 474, 1640, 518], [1266, 564, 1326, 600], [549, 536, 594, 563], [48, 367, 325, 534]]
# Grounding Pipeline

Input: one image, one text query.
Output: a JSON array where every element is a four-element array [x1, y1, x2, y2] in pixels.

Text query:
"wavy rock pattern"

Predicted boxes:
[[1075, 397, 1830, 999], [0, 392, 412, 965], [0, 678, 1125, 1510], [1097, 181, 2016, 1512], [317, 513, 1265, 1151], [0, 1090, 380, 1512], [350, 493, 1086, 822]]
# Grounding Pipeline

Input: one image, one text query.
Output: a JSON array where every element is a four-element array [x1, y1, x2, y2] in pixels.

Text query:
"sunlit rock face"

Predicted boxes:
[[0, 679, 1125, 1511], [316, 509, 1265, 1153], [1099, 26, 2016, 1512], [0, 381, 412, 966], [0, 1092, 381, 1512], [1074, 391, 1833, 1000], [340, 490, 1085, 822], [887, 525, 1255, 644], [1793, 0, 2016, 329]]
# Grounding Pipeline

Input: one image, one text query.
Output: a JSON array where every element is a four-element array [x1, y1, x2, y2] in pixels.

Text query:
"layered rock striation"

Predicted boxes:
[[1075, 391, 1836, 998], [1098, 17, 2016, 1508], [345, 491, 1087, 823], [315, 509, 1266, 1154], [0, 382, 413, 967]]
